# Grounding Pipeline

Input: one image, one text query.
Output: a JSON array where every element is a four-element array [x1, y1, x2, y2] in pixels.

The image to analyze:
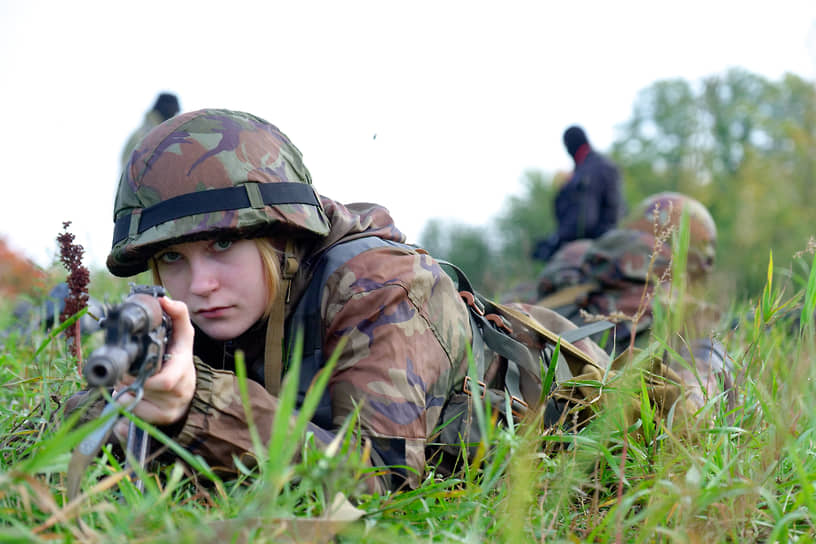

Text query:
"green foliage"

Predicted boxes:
[[419, 219, 498, 295], [420, 67, 816, 301], [2, 259, 816, 542], [419, 169, 557, 297], [800, 251, 816, 338], [610, 68, 816, 297], [4, 66, 816, 542]]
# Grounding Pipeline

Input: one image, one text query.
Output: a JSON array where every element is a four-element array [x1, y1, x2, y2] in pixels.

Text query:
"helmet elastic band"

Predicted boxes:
[[112, 182, 320, 246]]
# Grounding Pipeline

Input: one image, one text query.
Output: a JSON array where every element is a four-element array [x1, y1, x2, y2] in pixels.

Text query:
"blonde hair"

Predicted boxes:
[[255, 238, 282, 318], [150, 238, 282, 319]]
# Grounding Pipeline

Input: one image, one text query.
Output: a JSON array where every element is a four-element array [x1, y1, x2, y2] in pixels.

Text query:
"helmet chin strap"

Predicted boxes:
[[264, 239, 299, 395]]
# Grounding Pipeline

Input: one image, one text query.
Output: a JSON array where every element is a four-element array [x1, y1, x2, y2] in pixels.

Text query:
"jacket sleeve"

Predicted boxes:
[[319, 248, 468, 490], [557, 155, 623, 242], [174, 358, 388, 495]]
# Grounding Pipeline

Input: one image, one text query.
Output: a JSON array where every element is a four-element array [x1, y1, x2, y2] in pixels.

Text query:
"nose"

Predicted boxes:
[[188, 256, 219, 296]]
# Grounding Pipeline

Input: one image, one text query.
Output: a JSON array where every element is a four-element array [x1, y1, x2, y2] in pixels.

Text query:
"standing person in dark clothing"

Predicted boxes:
[[120, 93, 181, 170], [532, 125, 623, 261]]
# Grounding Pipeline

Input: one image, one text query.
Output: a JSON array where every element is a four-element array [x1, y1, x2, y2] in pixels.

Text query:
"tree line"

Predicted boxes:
[[420, 68, 816, 301]]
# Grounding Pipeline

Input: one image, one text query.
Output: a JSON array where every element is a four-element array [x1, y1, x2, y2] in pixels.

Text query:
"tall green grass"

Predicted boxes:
[[1, 253, 816, 542]]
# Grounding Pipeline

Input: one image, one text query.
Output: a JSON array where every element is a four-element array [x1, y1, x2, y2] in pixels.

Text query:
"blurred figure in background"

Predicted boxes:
[[532, 125, 624, 262], [120, 93, 181, 169], [2, 282, 103, 344]]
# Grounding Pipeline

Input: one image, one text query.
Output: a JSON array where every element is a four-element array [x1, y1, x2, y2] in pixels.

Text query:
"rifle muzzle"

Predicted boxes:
[[84, 343, 140, 387]]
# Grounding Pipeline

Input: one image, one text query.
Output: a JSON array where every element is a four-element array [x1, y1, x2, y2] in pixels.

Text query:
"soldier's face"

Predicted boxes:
[[154, 238, 269, 341]]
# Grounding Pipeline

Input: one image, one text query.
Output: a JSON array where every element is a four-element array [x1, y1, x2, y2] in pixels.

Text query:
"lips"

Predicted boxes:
[[196, 306, 232, 319]]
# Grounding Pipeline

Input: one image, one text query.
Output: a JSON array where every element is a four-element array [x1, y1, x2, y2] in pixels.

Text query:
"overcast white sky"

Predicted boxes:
[[1, 1, 815, 271]]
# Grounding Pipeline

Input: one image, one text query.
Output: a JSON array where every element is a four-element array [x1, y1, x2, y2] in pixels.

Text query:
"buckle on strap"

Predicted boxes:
[[463, 375, 486, 398], [485, 313, 512, 334], [460, 291, 485, 316], [510, 395, 528, 418]]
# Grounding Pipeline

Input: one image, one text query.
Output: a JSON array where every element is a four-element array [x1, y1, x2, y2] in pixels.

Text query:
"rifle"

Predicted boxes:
[[67, 284, 172, 500]]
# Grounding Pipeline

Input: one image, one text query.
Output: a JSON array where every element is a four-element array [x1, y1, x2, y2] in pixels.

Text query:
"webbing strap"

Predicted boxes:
[[561, 319, 616, 344], [264, 240, 299, 395], [475, 314, 539, 376], [285, 236, 414, 428], [494, 301, 605, 372], [503, 360, 523, 407], [440, 259, 604, 371], [467, 312, 487, 385], [112, 182, 320, 245], [463, 299, 537, 413]]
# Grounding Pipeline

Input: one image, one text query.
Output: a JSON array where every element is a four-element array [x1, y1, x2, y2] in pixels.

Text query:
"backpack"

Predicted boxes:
[[431, 260, 614, 470], [285, 237, 614, 469]]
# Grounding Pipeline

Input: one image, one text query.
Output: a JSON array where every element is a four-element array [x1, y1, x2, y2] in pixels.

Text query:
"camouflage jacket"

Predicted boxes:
[[173, 196, 473, 493]]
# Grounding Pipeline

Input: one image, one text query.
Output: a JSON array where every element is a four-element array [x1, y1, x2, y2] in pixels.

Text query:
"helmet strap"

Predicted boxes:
[[264, 239, 299, 395]]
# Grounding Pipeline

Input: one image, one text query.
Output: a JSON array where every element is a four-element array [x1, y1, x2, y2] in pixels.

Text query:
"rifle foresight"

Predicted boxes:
[[83, 286, 171, 388]]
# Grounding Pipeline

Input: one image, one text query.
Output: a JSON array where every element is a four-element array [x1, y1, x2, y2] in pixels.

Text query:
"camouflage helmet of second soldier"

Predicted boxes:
[[108, 109, 331, 277], [621, 192, 717, 279]]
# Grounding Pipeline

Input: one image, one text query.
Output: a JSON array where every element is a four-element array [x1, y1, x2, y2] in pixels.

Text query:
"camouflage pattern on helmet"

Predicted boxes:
[[582, 229, 673, 286], [620, 192, 717, 280], [108, 109, 331, 277]]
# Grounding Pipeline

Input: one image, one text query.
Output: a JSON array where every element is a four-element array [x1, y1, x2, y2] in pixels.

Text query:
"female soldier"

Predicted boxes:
[[95, 107, 614, 496], [83, 109, 727, 498], [102, 108, 483, 494]]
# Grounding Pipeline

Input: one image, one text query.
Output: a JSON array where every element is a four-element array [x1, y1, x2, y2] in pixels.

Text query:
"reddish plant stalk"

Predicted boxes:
[[56, 221, 90, 374]]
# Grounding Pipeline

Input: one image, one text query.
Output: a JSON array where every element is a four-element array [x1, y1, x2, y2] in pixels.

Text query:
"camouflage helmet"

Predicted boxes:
[[621, 192, 717, 279], [108, 109, 331, 277]]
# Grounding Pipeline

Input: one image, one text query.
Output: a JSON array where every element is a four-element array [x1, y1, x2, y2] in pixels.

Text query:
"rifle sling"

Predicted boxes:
[[265, 240, 299, 395], [67, 397, 120, 500]]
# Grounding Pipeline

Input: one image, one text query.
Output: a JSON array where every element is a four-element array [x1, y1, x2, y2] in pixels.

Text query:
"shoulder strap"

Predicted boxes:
[[285, 236, 414, 428], [439, 259, 612, 416], [439, 261, 609, 372], [264, 240, 299, 395]]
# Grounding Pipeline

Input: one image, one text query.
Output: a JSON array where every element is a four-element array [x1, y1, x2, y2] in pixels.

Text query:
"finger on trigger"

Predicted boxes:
[[113, 418, 128, 441]]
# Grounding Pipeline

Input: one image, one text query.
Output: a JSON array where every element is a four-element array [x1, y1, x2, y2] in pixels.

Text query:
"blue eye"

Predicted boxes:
[[158, 251, 182, 264], [213, 240, 233, 252]]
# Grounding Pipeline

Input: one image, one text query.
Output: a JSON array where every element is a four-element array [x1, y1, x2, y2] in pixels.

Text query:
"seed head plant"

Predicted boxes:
[[56, 221, 90, 369]]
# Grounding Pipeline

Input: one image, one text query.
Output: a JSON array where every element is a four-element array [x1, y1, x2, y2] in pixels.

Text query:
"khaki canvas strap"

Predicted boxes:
[[493, 301, 605, 373], [264, 240, 299, 395], [536, 282, 599, 310], [440, 258, 605, 375]]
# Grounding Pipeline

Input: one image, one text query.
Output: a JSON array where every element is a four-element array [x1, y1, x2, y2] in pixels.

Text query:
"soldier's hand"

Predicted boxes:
[[114, 297, 196, 437], [532, 234, 559, 261]]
